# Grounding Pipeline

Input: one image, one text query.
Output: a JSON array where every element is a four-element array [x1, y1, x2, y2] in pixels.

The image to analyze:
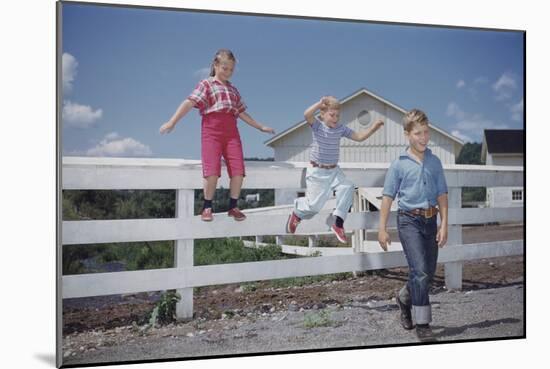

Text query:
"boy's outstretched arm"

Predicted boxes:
[[377, 195, 393, 251], [238, 112, 275, 134], [351, 119, 384, 142], [304, 97, 328, 125], [436, 193, 448, 247], [159, 99, 195, 134]]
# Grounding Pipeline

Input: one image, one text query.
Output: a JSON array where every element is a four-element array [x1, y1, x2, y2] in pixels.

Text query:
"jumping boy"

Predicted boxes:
[[286, 96, 384, 243], [378, 108, 448, 342]]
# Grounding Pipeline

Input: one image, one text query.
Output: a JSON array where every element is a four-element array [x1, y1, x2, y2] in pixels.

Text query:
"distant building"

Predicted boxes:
[[481, 129, 524, 208], [245, 194, 260, 203]]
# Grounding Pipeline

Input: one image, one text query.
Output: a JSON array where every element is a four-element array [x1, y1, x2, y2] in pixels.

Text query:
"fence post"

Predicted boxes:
[[444, 188, 463, 290], [175, 189, 194, 320], [351, 189, 361, 251]]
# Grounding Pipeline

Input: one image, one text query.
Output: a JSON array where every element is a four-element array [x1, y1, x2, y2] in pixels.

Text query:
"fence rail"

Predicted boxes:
[[60, 157, 524, 319]]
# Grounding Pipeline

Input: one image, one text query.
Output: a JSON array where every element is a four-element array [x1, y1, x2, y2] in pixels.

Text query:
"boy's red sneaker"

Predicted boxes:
[[286, 212, 301, 234], [201, 208, 213, 222], [331, 224, 347, 243], [228, 207, 246, 221]]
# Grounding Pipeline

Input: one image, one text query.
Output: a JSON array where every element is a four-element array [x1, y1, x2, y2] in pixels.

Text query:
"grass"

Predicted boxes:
[[303, 310, 333, 329]]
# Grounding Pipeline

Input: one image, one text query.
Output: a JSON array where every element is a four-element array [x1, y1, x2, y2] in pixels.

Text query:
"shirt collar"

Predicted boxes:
[[318, 118, 341, 129], [208, 77, 232, 86], [400, 147, 432, 160]]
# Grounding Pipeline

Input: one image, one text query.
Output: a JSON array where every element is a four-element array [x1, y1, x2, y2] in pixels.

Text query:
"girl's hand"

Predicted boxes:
[[260, 126, 275, 134], [159, 121, 175, 134]]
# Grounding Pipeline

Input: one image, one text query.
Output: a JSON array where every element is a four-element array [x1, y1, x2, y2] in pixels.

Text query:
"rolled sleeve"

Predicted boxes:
[[383, 160, 401, 199], [236, 99, 247, 115], [188, 80, 209, 111], [436, 161, 448, 197]]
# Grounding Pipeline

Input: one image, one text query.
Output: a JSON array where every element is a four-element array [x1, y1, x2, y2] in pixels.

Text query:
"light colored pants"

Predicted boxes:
[[294, 166, 355, 221]]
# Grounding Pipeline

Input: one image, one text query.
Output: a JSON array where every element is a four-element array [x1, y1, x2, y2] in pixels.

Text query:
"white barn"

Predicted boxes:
[[481, 129, 524, 208], [264, 88, 464, 248]]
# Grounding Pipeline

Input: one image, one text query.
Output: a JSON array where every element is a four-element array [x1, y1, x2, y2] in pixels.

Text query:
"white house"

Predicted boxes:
[[245, 193, 260, 203], [264, 87, 464, 248], [481, 129, 524, 208]]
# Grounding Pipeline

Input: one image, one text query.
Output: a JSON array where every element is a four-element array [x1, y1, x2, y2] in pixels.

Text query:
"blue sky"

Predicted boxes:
[[61, 2, 524, 159]]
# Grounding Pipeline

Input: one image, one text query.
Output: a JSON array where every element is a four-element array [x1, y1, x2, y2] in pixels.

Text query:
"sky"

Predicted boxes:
[[61, 2, 524, 159]]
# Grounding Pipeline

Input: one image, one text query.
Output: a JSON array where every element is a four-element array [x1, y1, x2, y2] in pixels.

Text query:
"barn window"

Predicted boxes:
[[512, 190, 523, 201], [297, 192, 305, 198], [357, 110, 371, 126]]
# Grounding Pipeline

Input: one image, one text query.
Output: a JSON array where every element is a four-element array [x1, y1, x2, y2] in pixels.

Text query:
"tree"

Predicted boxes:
[[456, 143, 486, 204]]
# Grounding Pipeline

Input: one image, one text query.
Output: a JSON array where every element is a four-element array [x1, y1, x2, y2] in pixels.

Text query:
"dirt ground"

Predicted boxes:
[[62, 224, 523, 336]]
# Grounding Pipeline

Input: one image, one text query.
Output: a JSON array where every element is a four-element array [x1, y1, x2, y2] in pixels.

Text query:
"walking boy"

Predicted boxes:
[[378, 109, 448, 342], [286, 96, 384, 243]]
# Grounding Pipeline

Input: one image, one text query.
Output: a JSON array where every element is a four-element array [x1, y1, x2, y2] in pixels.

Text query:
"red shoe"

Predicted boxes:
[[201, 208, 213, 222], [228, 207, 246, 221], [331, 224, 347, 243], [286, 212, 301, 234]]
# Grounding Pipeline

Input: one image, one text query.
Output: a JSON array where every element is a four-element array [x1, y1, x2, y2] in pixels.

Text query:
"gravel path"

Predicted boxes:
[[62, 283, 524, 366]]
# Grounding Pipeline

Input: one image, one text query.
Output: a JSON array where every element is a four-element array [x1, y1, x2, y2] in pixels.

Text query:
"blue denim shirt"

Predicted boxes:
[[382, 148, 448, 210]]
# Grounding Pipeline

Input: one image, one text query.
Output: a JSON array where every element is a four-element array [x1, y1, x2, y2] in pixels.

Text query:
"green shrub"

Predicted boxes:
[[303, 310, 333, 329], [149, 290, 181, 327], [194, 238, 285, 266]]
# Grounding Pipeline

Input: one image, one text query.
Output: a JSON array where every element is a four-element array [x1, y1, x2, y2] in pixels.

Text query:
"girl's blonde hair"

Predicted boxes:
[[403, 109, 429, 132], [319, 96, 341, 112], [209, 49, 237, 77]]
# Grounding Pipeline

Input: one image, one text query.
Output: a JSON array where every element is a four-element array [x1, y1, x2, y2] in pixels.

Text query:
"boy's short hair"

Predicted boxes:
[[403, 109, 429, 132], [320, 96, 341, 112]]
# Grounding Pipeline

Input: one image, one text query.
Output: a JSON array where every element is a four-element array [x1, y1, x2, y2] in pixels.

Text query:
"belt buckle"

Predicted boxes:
[[425, 207, 435, 218]]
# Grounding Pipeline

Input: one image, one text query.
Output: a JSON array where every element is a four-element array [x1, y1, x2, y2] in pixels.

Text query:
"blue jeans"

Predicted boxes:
[[397, 211, 439, 325]]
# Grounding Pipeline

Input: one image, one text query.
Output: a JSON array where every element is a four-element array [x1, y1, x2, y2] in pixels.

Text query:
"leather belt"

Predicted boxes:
[[400, 207, 439, 219], [310, 161, 337, 169]]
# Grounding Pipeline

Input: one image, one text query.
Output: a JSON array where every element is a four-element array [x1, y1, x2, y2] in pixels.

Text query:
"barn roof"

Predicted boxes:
[[483, 129, 524, 154], [264, 87, 464, 147]]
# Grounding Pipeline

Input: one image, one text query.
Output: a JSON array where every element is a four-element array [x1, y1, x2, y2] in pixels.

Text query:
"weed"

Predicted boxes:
[[303, 310, 333, 329]]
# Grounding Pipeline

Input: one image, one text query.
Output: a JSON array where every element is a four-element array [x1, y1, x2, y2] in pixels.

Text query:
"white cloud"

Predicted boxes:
[[510, 98, 524, 122], [446, 102, 466, 120], [474, 76, 489, 85], [451, 130, 473, 143], [493, 73, 517, 101], [62, 53, 78, 94], [194, 67, 211, 79], [105, 132, 119, 140], [446, 102, 508, 142], [62, 101, 103, 128], [86, 132, 152, 157], [456, 80, 465, 89]]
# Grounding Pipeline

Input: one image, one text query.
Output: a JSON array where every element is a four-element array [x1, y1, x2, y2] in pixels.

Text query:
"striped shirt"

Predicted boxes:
[[310, 118, 354, 165], [188, 77, 247, 117]]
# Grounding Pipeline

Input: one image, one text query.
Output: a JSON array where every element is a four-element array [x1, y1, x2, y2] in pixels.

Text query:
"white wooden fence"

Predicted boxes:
[[61, 158, 524, 319]]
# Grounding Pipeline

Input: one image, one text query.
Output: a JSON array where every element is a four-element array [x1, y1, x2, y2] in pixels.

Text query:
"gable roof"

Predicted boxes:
[[264, 87, 464, 147], [483, 129, 524, 154]]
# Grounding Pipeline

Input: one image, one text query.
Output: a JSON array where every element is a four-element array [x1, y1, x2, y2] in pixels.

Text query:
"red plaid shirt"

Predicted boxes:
[[188, 78, 247, 117]]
